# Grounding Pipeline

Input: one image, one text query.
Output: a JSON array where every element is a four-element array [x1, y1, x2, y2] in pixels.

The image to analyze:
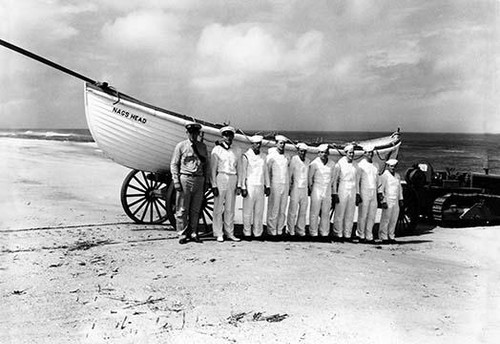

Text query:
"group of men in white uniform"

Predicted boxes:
[[171, 122, 403, 244]]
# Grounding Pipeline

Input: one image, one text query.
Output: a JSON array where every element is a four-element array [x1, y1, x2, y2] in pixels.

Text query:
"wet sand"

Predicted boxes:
[[0, 138, 499, 343]]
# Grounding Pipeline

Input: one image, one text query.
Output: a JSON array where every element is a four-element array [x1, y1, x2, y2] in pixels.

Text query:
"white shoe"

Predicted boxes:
[[217, 236, 224, 242], [227, 235, 241, 242]]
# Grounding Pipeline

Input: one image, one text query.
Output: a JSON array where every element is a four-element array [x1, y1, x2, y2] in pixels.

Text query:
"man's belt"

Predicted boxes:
[[180, 173, 204, 177]]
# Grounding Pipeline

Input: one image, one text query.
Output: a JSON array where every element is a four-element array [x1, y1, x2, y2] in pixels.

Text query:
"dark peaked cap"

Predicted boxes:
[[185, 121, 202, 131]]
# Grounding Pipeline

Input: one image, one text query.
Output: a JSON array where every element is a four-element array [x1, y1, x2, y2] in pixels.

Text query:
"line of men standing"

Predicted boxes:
[[171, 122, 403, 245]]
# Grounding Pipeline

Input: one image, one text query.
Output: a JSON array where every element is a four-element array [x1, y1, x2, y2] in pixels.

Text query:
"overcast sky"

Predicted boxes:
[[1, 0, 499, 133]]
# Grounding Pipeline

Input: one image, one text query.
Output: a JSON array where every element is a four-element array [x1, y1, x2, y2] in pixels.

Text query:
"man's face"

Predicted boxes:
[[276, 140, 286, 153], [187, 130, 199, 142], [365, 151, 374, 161], [252, 141, 261, 153], [319, 149, 328, 161], [346, 149, 354, 162], [387, 164, 396, 173], [298, 149, 307, 160], [222, 132, 234, 145]]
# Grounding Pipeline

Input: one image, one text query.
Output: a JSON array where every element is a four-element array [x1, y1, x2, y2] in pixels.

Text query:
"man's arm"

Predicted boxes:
[[332, 163, 341, 194], [210, 147, 218, 188], [200, 143, 211, 186], [398, 174, 404, 201], [240, 154, 248, 190], [170, 142, 182, 191], [288, 157, 295, 188]]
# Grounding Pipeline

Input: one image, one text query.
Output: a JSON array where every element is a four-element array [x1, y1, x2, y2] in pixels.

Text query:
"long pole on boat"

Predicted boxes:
[[0, 38, 97, 85]]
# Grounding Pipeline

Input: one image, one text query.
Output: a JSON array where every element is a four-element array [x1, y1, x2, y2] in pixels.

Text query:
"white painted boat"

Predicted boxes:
[[84, 83, 401, 173]]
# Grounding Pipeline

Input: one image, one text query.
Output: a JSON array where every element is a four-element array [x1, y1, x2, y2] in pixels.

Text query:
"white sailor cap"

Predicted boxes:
[[363, 145, 375, 153], [220, 126, 236, 135], [296, 142, 308, 151], [249, 135, 263, 143], [318, 143, 329, 152], [344, 144, 354, 152], [185, 121, 202, 131], [275, 134, 288, 142], [386, 159, 398, 166]]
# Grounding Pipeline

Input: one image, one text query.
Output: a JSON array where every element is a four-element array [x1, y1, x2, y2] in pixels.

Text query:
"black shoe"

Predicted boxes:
[[388, 239, 398, 244], [365, 240, 375, 245], [191, 236, 203, 243], [179, 237, 188, 245], [381, 240, 390, 245]]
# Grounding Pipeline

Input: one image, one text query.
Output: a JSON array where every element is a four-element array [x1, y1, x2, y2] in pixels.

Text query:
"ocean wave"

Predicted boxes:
[[0, 129, 94, 142]]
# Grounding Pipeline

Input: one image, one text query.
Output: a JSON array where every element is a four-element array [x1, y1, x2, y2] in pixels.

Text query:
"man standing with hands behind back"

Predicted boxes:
[[170, 121, 210, 244]]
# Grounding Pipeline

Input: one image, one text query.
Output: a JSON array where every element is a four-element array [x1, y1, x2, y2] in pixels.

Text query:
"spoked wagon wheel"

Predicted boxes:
[[396, 184, 419, 236], [165, 183, 215, 236], [120, 170, 173, 225]]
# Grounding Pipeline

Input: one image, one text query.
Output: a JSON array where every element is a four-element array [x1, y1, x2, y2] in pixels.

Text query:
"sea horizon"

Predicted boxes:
[[1, 128, 499, 174]]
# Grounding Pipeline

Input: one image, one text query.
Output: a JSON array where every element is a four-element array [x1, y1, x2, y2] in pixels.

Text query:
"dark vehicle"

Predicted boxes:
[[397, 161, 500, 234]]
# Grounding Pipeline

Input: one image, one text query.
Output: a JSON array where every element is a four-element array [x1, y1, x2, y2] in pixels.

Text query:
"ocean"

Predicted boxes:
[[1, 129, 499, 175]]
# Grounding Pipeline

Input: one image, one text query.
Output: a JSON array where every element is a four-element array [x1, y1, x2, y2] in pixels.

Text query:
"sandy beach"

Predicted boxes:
[[1, 137, 499, 344]]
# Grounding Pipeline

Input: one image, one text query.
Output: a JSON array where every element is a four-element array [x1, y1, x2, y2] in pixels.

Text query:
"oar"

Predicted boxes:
[[0, 38, 98, 85]]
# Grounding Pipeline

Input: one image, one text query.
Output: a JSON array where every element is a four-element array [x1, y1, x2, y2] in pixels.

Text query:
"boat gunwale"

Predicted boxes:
[[85, 82, 402, 152]]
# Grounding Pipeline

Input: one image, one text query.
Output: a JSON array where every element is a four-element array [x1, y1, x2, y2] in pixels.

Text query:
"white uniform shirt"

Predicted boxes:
[[267, 153, 289, 185], [211, 145, 240, 188], [333, 157, 359, 193], [242, 148, 268, 187], [380, 170, 403, 202], [308, 157, 335, 193], [289, 155, 310, 189], [358, 159, 379, 191]]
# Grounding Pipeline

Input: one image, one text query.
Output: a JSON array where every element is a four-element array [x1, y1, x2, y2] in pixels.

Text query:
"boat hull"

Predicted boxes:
[[84, 83, 401, 173]]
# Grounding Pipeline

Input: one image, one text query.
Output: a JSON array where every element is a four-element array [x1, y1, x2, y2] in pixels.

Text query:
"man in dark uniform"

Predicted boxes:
[[170, 121, 210, 244]]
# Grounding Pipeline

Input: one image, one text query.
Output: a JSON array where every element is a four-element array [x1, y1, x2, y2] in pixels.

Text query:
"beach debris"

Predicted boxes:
[[120, 316, 128, 329], [227, 312, 249, 326], [48, 262, 63, 268], [227, 311, 289, 326], [123, 295, 165, 309], [67, 239, 113, 251], [11, 289, 27, 295], [166, 302, 185, 313], [262, 313, 289, 322]]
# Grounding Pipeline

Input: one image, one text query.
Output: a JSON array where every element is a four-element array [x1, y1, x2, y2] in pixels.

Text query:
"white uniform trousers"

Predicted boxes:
[[333, 184, 357, 238], [242, 185, 265, 237], [356, 188, 378, 241], [379, 199, 399, 240], [213, 174, 237, 238], [266, 183, 289, 235], [309, 187, 332, 237], [286, 187, 308, 236]]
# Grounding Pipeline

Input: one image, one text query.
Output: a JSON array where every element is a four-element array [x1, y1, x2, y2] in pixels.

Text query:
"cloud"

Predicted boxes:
[[192, 23, 323, 89], [91, 0, 199, 12], [101, 10, 183, 53], [0, 0, 95, 43]]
